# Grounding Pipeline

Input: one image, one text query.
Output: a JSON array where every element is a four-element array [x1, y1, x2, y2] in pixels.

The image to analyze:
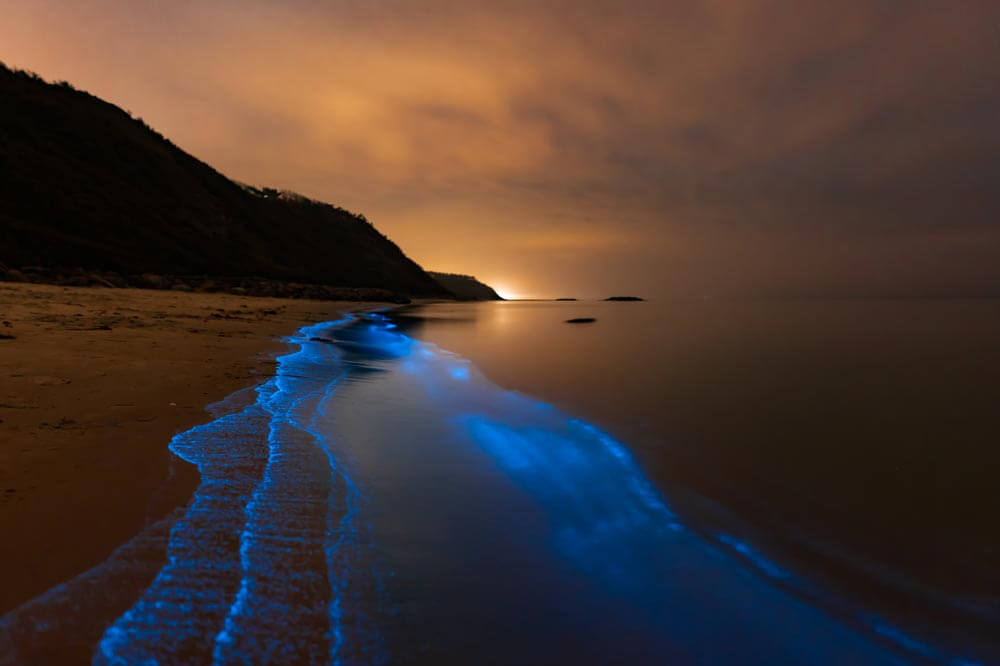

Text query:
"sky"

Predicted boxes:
[[2, 0, 999, 298]]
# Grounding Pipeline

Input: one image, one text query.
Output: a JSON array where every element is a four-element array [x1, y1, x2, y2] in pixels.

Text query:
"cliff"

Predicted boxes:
[[0, 64, 450, 298], [428, 272, 503, 300]]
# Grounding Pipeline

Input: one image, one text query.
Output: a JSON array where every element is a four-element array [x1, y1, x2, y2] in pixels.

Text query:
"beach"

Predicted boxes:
[[0, 282, 379, 615], [2, 294, 996, 664]]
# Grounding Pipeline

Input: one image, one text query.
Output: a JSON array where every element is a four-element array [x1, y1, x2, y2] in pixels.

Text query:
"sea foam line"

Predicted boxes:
[[212, 322, 349, 665], [94, 316, 375, 666]]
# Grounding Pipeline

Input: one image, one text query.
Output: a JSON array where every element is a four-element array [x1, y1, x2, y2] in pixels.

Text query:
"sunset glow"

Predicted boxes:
[[492, 286, 518, 300], [3, 1, 998, 298], [4, 3, 1000, 664]]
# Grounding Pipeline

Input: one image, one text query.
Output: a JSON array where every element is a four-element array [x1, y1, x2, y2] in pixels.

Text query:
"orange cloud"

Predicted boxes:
[[3, 0, 999, 297]]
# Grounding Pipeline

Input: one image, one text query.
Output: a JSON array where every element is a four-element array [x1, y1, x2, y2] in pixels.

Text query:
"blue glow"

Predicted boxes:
[[715, 532, 790, 580], [309, 315, 985, 666], [92, 315, 385, 666], [1, 313, 989, 666]]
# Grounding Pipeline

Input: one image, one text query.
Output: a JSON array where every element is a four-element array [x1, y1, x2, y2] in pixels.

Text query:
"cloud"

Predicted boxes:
[[3, 0, 999, 296]]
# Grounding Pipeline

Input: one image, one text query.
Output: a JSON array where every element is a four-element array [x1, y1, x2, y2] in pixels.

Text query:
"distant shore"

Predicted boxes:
[[0, 283, 385, 614]]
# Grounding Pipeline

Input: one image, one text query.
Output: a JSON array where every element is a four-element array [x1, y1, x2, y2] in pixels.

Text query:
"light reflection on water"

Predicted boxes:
[[311, 314, 925, 665], [0, 313, 986, 665]]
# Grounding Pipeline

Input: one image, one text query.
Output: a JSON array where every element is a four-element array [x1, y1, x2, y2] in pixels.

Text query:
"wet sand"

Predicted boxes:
[[0, 282, 379, 614]]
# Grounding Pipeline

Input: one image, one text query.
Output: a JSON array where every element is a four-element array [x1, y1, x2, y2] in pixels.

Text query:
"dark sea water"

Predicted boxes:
[[2, 301, 998, 665], [393, 299, 1000, 663]]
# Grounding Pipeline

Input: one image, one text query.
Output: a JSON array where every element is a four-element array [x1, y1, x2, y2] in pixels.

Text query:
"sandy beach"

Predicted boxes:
[[0, 282, 379, 614]]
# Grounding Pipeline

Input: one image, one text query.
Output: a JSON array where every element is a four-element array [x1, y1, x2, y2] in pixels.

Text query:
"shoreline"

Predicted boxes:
[[385, 301, 999, 664], [0, 282, 384, 613]]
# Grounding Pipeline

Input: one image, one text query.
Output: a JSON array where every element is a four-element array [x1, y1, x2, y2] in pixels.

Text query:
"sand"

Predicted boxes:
[[0, 282, 379, 614]]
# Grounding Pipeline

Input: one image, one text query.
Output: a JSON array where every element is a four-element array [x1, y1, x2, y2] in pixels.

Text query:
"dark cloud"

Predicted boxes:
[[3, 0, 999, 296]]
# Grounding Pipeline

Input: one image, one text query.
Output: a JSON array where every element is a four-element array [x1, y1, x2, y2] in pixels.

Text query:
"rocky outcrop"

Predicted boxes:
[[428, 272, 503, 300]]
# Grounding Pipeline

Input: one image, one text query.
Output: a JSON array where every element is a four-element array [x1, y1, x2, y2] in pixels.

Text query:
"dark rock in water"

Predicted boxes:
[[555, 298, 577, 301], [605, 296, 644, 301], [0, 333, 15, 340], [565, 317, 596, 324]]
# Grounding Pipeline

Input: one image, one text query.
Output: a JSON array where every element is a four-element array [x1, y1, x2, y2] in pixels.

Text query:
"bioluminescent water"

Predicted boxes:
[[0, 312, 991, 664]]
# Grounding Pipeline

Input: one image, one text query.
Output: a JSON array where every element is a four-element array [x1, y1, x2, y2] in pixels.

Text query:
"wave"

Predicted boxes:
[[1, 313, 988, 665]]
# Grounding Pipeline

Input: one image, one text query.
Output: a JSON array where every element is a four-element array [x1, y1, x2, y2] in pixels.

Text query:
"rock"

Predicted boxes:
[[254, 284, 276, 297], [141, 273, 164, 289], [170, 283, 193, 292], [427, 272, 502, 300], [87, 274, 116, 288], [555, 298, 577, 301], [103, 273, 128, 288], [565, 317, 596, 324], [605, 296, 644, 301], [0, 333, 15, 340], [2, 268, 30, 283]]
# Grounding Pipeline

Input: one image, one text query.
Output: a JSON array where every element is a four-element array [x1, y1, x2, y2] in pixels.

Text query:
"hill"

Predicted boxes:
[[0, 64, 450, 299], [428, 272, 502, 300]]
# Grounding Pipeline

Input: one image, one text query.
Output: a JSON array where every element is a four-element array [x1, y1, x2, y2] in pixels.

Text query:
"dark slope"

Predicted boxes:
[[0, 64, 449, 297], [428, 272, 502, 300]]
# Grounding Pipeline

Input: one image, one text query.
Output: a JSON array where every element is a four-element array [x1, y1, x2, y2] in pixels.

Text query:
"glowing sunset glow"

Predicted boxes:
[[4, 5, 1000, 664], [2, 1, 999, 298], [492, 286, 518, 300]]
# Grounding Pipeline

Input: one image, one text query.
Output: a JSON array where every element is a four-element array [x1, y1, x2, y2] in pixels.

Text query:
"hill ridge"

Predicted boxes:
[[428, 272, 502, 300], [0, 63, 450, 299]]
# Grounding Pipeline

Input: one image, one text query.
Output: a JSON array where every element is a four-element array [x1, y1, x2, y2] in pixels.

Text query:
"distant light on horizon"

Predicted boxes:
[[493, 286, 517, 300], [3, 1, 999, 298]]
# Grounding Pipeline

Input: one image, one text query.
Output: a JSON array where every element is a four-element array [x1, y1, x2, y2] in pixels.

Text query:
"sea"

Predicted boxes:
[[2, 298, 998, 665]]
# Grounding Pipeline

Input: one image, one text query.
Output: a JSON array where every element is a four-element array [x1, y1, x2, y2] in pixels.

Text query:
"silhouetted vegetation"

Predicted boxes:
[[0, 63, 449, 298], [428, 272, 502, 300]]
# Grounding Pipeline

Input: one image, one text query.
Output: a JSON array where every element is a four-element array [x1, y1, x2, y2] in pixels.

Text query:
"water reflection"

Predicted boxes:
[[1, 312, 989, 665], [316, 314, 950, 665]]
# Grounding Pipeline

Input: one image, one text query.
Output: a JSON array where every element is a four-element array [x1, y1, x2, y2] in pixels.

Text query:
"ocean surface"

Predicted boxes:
[[2, 300, 998, 665]]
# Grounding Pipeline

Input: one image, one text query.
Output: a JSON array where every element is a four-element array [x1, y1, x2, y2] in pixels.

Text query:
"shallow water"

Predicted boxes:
[[393, 299, 1000, 662], [2, 307, 996, 664]]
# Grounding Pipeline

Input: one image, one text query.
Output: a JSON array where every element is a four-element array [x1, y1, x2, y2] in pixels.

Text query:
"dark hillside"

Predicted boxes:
[[0, 64, 449, 297], [428, 272, 502, 300]]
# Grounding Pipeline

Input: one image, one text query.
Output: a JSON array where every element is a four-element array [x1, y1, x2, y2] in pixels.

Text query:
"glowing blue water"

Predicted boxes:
[[1, 313, 985, 665], [318, 316, 933, 665], [91, 318, 383, 666]]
